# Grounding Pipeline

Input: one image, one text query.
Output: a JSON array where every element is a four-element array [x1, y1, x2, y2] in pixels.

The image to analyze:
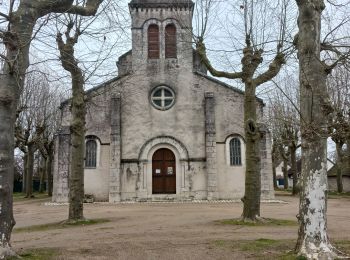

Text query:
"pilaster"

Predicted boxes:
[[205, 92, 218, 200], [109, 94, 122, 202], [259, 125, 275, 200], [52, 126, 70, 202]]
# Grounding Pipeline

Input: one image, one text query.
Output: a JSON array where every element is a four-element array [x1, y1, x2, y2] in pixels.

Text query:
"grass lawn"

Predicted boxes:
[[12, 192, 50, 202], [213, 238, 350, 260], [14, 218, 110, 233]]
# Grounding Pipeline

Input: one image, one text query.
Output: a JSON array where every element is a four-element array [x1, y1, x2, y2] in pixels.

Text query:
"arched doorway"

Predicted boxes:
[[152, 148, 176, 194]]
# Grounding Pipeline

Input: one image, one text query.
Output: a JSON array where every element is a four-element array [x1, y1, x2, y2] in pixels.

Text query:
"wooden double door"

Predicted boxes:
[[152, 148, 176, 194]]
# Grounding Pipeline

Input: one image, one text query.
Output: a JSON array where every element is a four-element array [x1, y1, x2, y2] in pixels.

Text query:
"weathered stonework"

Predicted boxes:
[[52, 126, 70, 202], [259, 127, 275, 200], [109, 94, 122, 202], [52, 0, 275, 203], [205, 92, 218, 200]]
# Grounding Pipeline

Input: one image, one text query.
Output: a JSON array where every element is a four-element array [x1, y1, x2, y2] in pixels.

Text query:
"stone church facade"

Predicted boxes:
[[52, 0, 274, 202]]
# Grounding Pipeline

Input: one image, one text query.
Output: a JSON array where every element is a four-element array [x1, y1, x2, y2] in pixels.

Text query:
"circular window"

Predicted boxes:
[[151, 86, 175, 110]]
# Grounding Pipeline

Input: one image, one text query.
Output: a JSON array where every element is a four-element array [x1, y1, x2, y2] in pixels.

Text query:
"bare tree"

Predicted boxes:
[[327, 65, 350, 193], [38, 105, 61, 197], [294, 0, 350, 258], [56, 19, 86, 222], [195, 0, 289, 221], [0, 1, 104, 257], [15, 70, 53, 198], [54, 0, 127, 221], [268, 77, 300, 195]]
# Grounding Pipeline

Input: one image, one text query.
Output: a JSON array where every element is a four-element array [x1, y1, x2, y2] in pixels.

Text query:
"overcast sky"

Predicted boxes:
[[2, 0, 350, 155]]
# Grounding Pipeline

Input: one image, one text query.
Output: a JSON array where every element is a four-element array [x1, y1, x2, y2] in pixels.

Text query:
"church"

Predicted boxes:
[[52, 0, 274, 202]]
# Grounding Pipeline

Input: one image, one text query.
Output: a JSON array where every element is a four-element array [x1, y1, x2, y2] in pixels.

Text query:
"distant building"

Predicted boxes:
[[327, 164, 350, 192]]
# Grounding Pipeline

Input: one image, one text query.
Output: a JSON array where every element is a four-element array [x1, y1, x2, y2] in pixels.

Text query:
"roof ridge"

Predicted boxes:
[[194, 71, 265, 104]]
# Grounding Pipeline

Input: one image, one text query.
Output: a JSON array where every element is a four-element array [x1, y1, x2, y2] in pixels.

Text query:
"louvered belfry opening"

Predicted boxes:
[[148, 24, 160, 59], [165, 24, 177, 58]]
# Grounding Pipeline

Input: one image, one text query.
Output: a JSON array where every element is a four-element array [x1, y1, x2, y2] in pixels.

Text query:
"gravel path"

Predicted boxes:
[[11, 195, 350, 259]]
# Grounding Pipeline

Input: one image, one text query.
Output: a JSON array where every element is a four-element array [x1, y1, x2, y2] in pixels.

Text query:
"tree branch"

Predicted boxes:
[[0, 12, 10, 20], [27, 0, 103, 18], [253, 52, 285, 86], [325, 51, 350, 74], [49, 0, 104, 16], [195, 40, 243, 79], [327, 157, 335, 165]]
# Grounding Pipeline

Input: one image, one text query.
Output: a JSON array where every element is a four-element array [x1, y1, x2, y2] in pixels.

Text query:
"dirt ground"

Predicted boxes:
[[10, 195, 350, 259]]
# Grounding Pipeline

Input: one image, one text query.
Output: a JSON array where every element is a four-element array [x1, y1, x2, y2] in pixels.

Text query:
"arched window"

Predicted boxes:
[[165, 24, 177, 58], [148, 24, 160, 59], [85, 139, 97, 168], [229, 138, 242, 166]]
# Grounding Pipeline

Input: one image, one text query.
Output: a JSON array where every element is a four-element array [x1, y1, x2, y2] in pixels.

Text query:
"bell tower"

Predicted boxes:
[[128, 0, 194, 73]]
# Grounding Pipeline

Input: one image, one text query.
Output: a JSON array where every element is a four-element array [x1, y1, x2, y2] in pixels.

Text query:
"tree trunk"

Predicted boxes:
[[283, 158, 289, 190], [39, 157, 46, 193], [295, 0, 338, 258], [0, 1, 103, 257], [290, 145, 298, 195], [57, 30, 86, 221], [242, 83, 261, 220], [271, 142, 278, 189], [0, 5, 35, 257], [68, 65, 86, 221], [335, 142, 343, 193], [336, 166, 343, 193], [0, 75, 17, 258], [272, 156, 277, 190], [196, 23, 285, 223], [22, 153, 28, 193], [26, 144, 35, 198], [347, 139, 350, 179], [46, 155, 53, 197]]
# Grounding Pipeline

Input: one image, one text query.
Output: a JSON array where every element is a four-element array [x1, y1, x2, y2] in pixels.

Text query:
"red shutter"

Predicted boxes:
[[165, 24, 177, 58], [148, 25, 159, 59]]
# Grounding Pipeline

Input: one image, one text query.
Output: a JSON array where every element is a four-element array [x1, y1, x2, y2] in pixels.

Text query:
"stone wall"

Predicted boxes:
[[260, 129, 275, 200], [52, 127, 70, 202], [109, 94, 122, 202], [205, 92, 217, 200]]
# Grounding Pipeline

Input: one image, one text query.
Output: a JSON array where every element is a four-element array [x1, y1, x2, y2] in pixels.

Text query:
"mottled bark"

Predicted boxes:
[[0, 1, 103, 257], [57, 25, 86, 221], [0, 7, 31, 257], [295, 0, 339, 258]]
